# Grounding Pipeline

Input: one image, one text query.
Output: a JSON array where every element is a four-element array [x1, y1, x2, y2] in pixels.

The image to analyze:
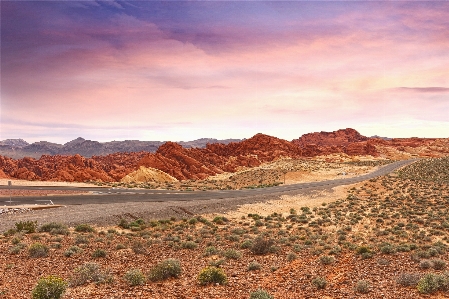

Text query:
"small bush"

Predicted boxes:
[[75, 224, 95, 233], [355, 280, 370, 293], [247, 261, 261, 271], [417, 273, 449, 294], [249, 289, 274, 299], [287, 252, 297, 262], [432, 259, 447, 270], [197, 266, 227, 285], [39, 223, 69, 235], [222, 249, 242, 260], [31, 275, 67, 299], [63, 246, 83, 257], [132, 241, 147, 254], [148, 259, 182, 281], [15, 221, 37, 234], [320, 255, 335, 265], [92, 249, 107, 258], [251, 237, 274, 255], [204, 246, 219, 256], [29, 243, 49, 258], [181, 241, 198, 250], [69, 263, 113, 286], [419, 260, 432, 269], [312, 276, 327, 289], [124, 269, 146, 286], [241, 240, 253, 249], [397, 273, 421, 287]]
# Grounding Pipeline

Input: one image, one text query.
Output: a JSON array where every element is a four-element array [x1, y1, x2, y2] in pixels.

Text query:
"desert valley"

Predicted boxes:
[[1, 128, 449, 298]]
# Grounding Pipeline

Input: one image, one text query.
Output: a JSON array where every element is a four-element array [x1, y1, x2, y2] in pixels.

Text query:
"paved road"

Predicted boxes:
[[0, 159, 416, 206]]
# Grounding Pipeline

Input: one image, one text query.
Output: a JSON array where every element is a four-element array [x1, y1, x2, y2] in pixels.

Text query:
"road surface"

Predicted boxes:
[[0, 159, 415, 206]]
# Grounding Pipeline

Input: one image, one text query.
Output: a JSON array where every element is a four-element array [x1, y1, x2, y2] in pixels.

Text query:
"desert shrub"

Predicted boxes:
[[251, 237, 274, 255], [15, 221, 37, 234], [204, 246, 219, 256], [39, 223, 69, 235], [355, 280, 370, 293], [115, 243, 126, 250], [9, 244, 25, 255], [286, 252, 297, 262], [69, 262, 113, 286], [419, 260, 433, 269], [380, 244, 396, 254], [118, 218, 129, 229], [312, 276, 327, 289], [197, 266, 227, 285], [241, 239, 253, 249], [417, 273, 449, 294], [63, 246, 83, 257], [181, 241, 198, 250], [124, 269, 146, 286], [432, 259, 447, 270], [356, 246, 371, 255], [247, 261, 261, 271], [396, 273, 421, 287], [209, 259, 226, 268], [74, 235, 89, 245], [222, 249, 242, 260], [31, 275, 67, 299], [148, 259, 182, 281], [75, 224, 95, 233], [29, 243, 49, 258], [249, 289, 274, 299], [92, 249, 107, 258], [320, 255, 335, 265], [132, 241, 147, 254]]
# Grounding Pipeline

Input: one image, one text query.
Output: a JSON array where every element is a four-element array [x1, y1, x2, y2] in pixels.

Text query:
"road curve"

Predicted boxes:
[[0, 159, 416, 206]]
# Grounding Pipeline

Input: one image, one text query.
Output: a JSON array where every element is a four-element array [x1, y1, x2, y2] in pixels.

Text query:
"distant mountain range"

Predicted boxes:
[[0, 137, 242, 159]]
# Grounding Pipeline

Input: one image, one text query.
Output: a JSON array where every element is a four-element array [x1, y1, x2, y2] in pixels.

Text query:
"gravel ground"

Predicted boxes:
[[0, 188, 326, 233]]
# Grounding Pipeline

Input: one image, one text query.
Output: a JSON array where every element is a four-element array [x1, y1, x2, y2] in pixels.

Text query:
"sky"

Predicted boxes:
[[1, 1, 448, 144]]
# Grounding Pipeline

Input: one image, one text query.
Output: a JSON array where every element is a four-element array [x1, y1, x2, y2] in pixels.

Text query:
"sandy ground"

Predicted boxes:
[[224, 184, 353, 219]]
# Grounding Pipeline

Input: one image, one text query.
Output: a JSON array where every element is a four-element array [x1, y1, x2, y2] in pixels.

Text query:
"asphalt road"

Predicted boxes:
[[0, 159, 416, 206]]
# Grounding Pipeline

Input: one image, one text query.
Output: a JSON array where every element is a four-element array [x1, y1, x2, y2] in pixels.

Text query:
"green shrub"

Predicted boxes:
[[319, 255, 335, 265], [64, 246, 83, 257], [15, 221, 37, 234], [312, 276, 327, 289], [92, 249, 107, 258], [432, 259, 447, 270], [181, 241, 198, 250], [417, 273, 449, 294], [251, 237, 274, 255], [241, 240, 253, 249], [31, 275, 67, 299], [286, 252, 297, 262], [247, 261, 261, 271], [204, 246, 219, 256], [29, 243, 49, 258], [148, 259, 182, 281], [75, 224, 95, 233], [39, 223, 69, 235], [249, 289, 274, 299], [197, 266, 227, 285], [355, 280, 370, 293], [222, 249, 242, 260], [69, 263, 113, 286], [396, 273, 421, 287], [124, 269, 146, 286]]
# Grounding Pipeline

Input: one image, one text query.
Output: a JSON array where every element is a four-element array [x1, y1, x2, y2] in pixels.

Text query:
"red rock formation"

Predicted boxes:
[[1, 130, 448, 183], [292, 129, 378, 157]]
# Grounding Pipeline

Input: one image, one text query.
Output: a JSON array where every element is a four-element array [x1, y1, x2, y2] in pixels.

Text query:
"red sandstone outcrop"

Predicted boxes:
[[1, 130, 448, 183], [292, 128, 379, 157]]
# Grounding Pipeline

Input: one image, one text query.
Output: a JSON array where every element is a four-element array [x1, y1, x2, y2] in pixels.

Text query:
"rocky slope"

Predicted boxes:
[[1, 129, 448, 183], [0, 137, 241, 159]]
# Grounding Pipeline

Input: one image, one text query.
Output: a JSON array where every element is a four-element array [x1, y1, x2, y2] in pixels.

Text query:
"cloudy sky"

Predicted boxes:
[[1, 1, 448, 143]]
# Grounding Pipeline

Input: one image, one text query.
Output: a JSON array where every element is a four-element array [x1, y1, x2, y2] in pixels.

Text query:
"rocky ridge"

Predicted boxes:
[[0, 129, 448, 183]]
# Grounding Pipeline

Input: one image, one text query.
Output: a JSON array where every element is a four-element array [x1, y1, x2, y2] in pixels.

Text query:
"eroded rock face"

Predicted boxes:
[[292, 129, 378, 157], [121, 166, 178, 184], [1, 130, 448, 183]]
